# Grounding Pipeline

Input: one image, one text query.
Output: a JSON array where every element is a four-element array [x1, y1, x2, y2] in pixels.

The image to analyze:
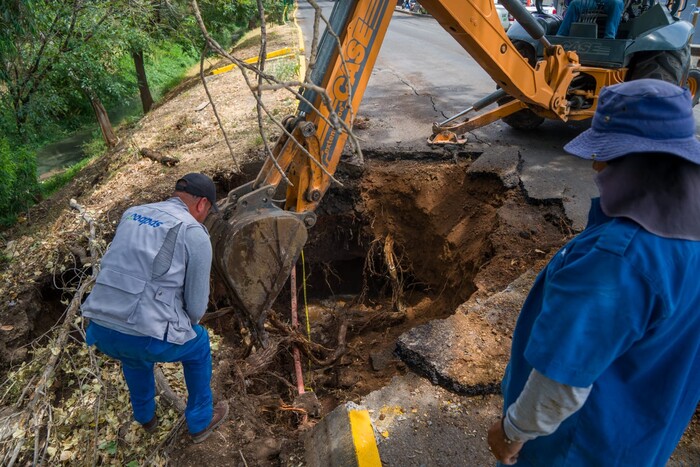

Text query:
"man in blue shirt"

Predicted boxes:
[[488, 80, 700, 465], [82, 173, 229, 444], [557, 0, 624, 38]]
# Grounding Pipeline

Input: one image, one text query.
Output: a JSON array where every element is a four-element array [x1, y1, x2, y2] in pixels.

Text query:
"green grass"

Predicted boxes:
[[39, 157, 93, 199], [145, 42, 200, 100], [38, 129, 107, 198], [268, 57, 299, 82], [81, 134, 108, 159]]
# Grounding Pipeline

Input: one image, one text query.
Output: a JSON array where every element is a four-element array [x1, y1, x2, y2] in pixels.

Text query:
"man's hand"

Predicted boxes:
[[487, 418, 524, 465]]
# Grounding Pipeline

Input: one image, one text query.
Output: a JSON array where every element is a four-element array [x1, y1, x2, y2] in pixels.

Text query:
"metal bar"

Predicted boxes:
[[436, 88, 508, 127]]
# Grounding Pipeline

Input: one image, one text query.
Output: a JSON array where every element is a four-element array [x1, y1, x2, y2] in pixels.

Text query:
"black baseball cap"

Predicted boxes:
[[175, 173, 219, 213]]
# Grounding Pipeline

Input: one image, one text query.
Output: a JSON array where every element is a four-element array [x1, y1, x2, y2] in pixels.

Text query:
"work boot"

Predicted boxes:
[[191, 401, 229, 444], [141, 415, 158, 433]]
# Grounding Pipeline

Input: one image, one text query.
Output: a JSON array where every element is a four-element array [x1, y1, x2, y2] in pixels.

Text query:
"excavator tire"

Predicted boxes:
[[626, 45, 691, 86], [500, 106, 546, 130], [686, 68, 700, 107], [498, 41, 545, 131]]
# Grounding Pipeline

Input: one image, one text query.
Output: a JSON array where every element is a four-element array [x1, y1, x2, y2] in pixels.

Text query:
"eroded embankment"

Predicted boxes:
[[1, 151, 571, 467]]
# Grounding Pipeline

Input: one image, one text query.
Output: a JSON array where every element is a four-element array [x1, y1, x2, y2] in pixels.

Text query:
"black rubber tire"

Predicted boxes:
[[499, 41, 545, 131], [686, 68, 700, 107], [626, 45, 691, 86], [500, 106, 546, 130]]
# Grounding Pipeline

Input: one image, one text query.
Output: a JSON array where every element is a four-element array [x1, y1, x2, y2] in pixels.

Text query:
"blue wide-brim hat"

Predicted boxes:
[[564, 79, 700, 164]]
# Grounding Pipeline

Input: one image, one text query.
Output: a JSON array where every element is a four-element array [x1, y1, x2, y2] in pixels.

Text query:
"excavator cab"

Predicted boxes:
[[500, 0, 697, 129]]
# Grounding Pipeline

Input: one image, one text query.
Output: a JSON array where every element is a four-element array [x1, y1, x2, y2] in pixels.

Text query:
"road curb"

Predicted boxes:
[[304, 402, 381, 467], [294, 0, 307, 80]]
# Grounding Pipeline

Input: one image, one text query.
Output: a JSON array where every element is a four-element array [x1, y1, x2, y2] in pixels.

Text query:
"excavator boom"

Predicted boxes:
[[207, 0, 566, 342], [207, 0, 396, 342], [206, 0, 688, 342]]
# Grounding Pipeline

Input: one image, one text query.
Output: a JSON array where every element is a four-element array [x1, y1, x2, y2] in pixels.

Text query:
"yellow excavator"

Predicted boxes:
[[207, 0, 698, 343]]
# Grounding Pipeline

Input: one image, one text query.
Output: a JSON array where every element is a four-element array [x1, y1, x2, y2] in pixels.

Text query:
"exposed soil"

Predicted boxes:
[[163, 153, 571, 466], [0, 20, 697, 467]]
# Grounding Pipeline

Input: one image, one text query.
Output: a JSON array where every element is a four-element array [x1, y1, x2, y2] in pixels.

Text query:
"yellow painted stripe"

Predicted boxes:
[[293, 0, 306, 80], [211, 48, 294, 75], [265, 47, 294, 59], [348, 409, 381, 467]]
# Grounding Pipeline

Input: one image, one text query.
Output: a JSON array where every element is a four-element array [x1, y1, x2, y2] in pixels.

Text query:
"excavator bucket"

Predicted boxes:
[[430, 130, 468, 145], [207, 201, 313, 346]]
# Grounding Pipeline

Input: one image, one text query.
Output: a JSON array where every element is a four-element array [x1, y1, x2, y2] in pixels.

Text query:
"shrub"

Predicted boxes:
[[0, 138, 40, 226]]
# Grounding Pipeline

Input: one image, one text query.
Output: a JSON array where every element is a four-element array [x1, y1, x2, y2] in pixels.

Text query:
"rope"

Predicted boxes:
[[301, 249, 314, 390]]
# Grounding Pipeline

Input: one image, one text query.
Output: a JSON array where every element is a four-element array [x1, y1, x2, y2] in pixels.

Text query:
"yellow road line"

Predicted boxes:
[[348, 409, 382, 467], [211, 48, 294, 75]]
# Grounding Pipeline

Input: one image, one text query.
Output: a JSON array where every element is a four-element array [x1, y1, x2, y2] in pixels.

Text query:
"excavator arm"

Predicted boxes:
[[207, 0, 396, 344], [206, 0, 598, 343]]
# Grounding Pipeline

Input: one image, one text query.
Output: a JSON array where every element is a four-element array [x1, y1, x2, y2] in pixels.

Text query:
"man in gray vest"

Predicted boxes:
[[82, 173, 228, 443]]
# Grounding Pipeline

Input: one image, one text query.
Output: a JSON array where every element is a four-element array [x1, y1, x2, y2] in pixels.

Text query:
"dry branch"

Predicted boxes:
[[68, 246, 90, 267], [155, 367, 187, 413], [139, 148, 180, 166], [190, 0, 358, 188], [5, 200, 100, 466], [198, 45, 240, 172], [6, 275, 94, 467], [69, 198, 100, 274], [199, 306, 235, 324]]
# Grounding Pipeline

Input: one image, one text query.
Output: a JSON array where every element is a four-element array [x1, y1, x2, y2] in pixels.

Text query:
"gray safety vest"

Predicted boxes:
[[82, 198, 209, 344]]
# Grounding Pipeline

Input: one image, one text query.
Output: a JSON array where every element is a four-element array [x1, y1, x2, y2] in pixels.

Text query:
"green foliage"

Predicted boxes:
[[0, 0, 290, 228], [0, 138, 39, 226], [0, 0, 130, 139], [0, 142, 16, 223], [144, 42, 199, 99], [265, 0, 287, 24], [0, 0, 286, 146]]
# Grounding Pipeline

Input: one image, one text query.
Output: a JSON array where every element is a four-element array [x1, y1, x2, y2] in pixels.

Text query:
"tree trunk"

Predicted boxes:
[[11, 92, 27, 135], [132, 50, 154, 114], [89, 94, 117, 148]]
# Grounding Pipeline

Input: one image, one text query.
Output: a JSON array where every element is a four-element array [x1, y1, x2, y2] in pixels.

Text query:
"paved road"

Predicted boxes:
[[296, 1, 595, 228], [296, 1, 700, 230]]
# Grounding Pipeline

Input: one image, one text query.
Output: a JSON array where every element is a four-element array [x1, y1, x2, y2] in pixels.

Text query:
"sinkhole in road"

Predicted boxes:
[[207, 152, 575, 431], [302, 155, 504, 310], [174, 151, 573, 467]]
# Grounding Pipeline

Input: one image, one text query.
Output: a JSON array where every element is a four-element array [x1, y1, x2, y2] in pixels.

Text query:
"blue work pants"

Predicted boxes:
[[86, 322, 213, 434], [557, 0, 624, 38]]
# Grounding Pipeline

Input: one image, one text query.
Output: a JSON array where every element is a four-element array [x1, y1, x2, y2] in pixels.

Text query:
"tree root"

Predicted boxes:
[[155, 367, 186, 413], [361, 235, 410, 318], [383, 234, 406, 314], [267, 312, 348, 367], [200, 306, 235, 324]]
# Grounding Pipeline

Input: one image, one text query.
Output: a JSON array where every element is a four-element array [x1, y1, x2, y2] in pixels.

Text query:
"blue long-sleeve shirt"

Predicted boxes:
[[502, 198, 700, 466]]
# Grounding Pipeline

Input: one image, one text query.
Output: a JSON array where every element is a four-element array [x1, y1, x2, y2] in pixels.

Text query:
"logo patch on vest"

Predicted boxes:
[[127, 212, 164, 228]]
